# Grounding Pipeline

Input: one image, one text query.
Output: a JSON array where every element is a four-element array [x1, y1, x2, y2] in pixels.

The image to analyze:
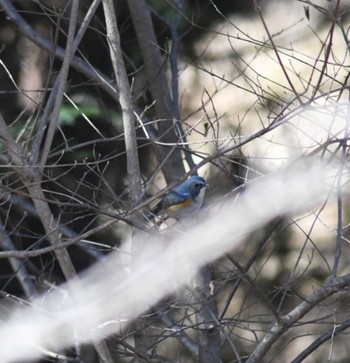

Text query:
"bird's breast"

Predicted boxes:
[[167, 197, 193, 213]]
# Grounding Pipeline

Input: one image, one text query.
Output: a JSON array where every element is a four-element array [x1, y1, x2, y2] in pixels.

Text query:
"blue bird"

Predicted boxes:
[[150, 175, 207, 220]]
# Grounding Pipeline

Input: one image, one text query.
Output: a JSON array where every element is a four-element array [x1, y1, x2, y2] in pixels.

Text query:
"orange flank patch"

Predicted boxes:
[[167, 197, 193, 212]]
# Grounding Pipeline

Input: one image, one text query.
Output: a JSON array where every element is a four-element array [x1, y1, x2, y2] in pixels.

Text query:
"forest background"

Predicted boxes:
[[0, 1, 350, 362]]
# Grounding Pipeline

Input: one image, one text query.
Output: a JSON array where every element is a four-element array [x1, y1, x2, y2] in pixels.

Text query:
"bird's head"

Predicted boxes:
[[186, 176, 207, 198]]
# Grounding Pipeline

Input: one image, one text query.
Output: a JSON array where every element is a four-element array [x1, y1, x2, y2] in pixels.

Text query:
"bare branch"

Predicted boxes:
[[38, 0, 80, 172], [252, 0, 303, 104], [102, 0, 142, 204], [0, 0, 117, 100], [0, 218, 37, 298], [31, 0, 103, 165], [246, 274, 350, 362], [127, 0, 185, 182], [291, 317, 350, 363]]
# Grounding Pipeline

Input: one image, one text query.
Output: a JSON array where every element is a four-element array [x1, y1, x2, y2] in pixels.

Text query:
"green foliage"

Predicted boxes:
[[58, 103, 104, 127]]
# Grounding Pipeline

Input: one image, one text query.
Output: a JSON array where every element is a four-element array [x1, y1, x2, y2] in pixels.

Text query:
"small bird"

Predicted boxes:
[[150, 175, 207, 220]]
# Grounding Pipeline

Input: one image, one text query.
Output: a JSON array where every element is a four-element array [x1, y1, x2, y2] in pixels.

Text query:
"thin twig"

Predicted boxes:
[[252, 0, 303, 104], [291, 317, 350, 363], [310, 0, 340, 101], [0, 218, 37, 297], [0, 215, 122, 259], [157, 310, 199, 357], [38, 0, 80, 173], [127, 0, 185, 182], [246, 274, 350, 362], [0, 0, 117, 100], [31, 0, 103, 165]]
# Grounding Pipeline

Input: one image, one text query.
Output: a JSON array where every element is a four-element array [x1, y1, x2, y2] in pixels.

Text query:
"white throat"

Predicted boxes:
[[193, 187, 206, 208]]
